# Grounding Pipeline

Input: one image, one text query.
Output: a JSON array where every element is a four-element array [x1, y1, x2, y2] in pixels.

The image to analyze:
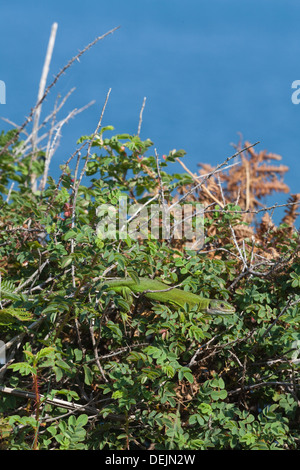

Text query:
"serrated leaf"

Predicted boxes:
[[0, 279, 20, 301]]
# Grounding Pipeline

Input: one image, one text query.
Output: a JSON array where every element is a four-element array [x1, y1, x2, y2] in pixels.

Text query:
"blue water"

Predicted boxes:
[[1, 0, 299, 222]]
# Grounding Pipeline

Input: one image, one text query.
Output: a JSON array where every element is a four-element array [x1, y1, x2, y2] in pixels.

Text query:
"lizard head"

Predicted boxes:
[[206, 300, 236, 315]]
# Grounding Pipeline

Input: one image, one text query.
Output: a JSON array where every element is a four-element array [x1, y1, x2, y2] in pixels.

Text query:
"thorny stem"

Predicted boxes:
[[32, 371, 41, 450]]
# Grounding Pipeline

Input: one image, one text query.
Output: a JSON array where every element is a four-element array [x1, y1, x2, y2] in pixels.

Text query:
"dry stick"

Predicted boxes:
[[216, 174, 247, 269], [245, 158, 250, 211], [228, 380, 300, 397], [0, 386, 97, 415], [5, 182, 14, 203], [203, 201, 300, 216], [137, 97, 146, 136], [40, 100, 96, 191], [40, 94, 60, 190], [76, 87, 112, 191], [229, 224, 248, 271], [17, 87, 76, 159], [39, 87, 76, 130], [39, 92, 79, 191], [202, 172, 247, 270], [86, 343, 149, 363], [32, 22, 58, 150], [169, 141, 260, 211], [230, 263, 287, 290], [40, 86, 102, 215], [0, 26, 120, 157], [175, 156, 224, 207], [188, 328, 256, 369], [118, 193, 160, 238], [31, 22, 58, 192], [15, 259, 50, 293], [0, 117, 28, 134], [193, 162, 239, 180]]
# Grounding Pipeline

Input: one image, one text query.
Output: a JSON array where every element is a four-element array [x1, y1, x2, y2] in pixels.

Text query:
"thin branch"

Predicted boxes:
[[175, 155, 225, 207], [39, 100, 95, 191], [15, 259, 50, 293], [32, 22, 58, 151], [169, 141, 260, 210], [228, 380, 299, 396], [0, 26, 120, 157], [16, 87, 76, 158], [0, 386, 97, 415], [31, 23, 58, 191], [203, 201, 300, 216], [76, 87, 112, 190], [137, 97, 146, 136]]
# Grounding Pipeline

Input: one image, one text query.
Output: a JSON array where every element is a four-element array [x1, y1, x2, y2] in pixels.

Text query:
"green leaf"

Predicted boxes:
[[36, 347, 55, 361], [8, 362, 35, 376], [76, 414, 88, 427], [63, 229, 77, 241], [210, 390, 228, 400], [61, 255, 73, 269], [83, 365, 93, 385]]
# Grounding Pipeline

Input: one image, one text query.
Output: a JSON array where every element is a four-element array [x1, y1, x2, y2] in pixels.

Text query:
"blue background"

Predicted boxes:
[[0, 0, 299, 222]]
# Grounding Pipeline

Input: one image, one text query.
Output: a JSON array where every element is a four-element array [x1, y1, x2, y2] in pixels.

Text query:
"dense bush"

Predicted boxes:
[[0, 124, 299, 450]]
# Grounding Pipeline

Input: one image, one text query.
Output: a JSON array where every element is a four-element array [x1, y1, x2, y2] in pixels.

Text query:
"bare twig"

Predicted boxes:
[[203, 201, 300, 216], [137, 97, 146, 136], [32, 22, 58, 149], [39, 99, 95, 191], [16, 87, 76, 158], [31, 22, 58, 191], [169, 142, 260, 210], [175, 156, 225, 207], [0, 386, 97, 415], [228, 380, 300, 396], [0, 26, 120, 157], [15, 259, 50, 293], [76, 87, 112, 190]]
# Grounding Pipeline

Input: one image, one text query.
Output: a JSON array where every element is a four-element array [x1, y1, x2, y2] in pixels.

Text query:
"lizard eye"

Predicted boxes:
[[220, 303, 224, 308]]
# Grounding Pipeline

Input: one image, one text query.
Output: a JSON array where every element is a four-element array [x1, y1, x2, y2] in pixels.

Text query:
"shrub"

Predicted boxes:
[[0, 125, 299, 450], [0, 28, 299, 450]]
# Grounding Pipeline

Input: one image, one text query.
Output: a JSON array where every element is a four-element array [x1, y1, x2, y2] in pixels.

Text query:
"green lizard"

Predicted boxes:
[[102, 277, 235, 316]]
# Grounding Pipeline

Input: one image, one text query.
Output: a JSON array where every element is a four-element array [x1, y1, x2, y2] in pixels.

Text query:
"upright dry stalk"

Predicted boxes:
[[137, 97, 146, 136], [31, 22, 58, 191]]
